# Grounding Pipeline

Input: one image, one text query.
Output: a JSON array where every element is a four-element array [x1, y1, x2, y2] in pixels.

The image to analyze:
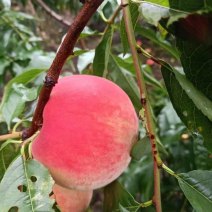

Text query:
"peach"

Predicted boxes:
[[32, 75, 138, 190], [146, 59, 155, 66], [51, 184, 93, 212]]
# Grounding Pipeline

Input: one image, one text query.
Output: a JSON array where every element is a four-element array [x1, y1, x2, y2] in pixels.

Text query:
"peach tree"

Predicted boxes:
[[0, 0, 212, 211]]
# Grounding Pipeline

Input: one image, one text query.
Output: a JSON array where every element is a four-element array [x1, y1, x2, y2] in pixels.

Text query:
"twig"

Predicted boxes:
[[23, 0, 104, 139], [34, 0, 87, 49], [121, 0, 162, 211], [104, 4, 122, 34], [0, 132, 22, 142], [34, 0, 72, 27]]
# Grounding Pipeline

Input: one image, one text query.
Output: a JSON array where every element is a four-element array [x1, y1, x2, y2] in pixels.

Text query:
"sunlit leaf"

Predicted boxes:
[[78, 26, 101, 40], [2, 84, 37, 128], [0, 156, 55, 211]]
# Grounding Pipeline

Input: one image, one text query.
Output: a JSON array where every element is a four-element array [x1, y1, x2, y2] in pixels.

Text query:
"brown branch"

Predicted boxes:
[[34, 0, 72, 27], [22, 0, 104, 140], [34, 0, 87, 49]]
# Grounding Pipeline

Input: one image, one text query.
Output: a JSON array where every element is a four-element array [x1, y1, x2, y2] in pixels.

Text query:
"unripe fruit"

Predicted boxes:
[[32, 75, 138, 190], [51, 184, 93, 212]]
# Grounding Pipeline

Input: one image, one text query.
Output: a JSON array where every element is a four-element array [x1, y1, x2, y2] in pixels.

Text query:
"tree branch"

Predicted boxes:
[[23, 0, 104, 139], [0, 132, 22, 142], [34, 0, 71, 27]]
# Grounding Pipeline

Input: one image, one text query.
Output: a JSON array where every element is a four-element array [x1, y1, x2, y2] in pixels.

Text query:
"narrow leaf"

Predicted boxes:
[[135, 25, 179, 59], [112, 55, 165, 91], [78, 26, 101, 40], [120, 2, 139, 55], [104, 180, 140, 212], [93, 29, 114, 77], [0, 144, 20, 182], [161, 62, 212, 152], [170, 67, 212, 122], [178, 170, 212, 212], [108, 54, 141, 112], [119, 204, 130, 212]]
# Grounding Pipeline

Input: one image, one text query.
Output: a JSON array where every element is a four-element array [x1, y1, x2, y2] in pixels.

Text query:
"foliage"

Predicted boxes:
[[0, 0, 212, 212]]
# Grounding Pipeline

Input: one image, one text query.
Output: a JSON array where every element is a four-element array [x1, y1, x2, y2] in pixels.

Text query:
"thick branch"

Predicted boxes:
[[23, 0, 104, 139]]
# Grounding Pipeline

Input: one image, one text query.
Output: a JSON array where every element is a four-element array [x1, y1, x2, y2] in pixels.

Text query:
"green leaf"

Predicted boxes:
[[161, 62, 212, 152], [130, 137, 151, 160], [108, 54, 141, 112], [176, 38, 212, 102], [119, 156, 154, 201], [0, 139, 22, 151], [77, 51, 95, 73], [159, 6, 212, 102], [70, 48, 88, 58], [0, 156, 55, 211], [167, 0, 211, 12], [103, 180, 140, 212], [120, 2, 139, 55], [78, 26, 101, 40], [119, 204, 130, 212], [193, 136, 212, 170], [2, 84, 37, 128], [170, 67, 212, 122], [138, 2, 188, 27], [0, 144, 20, 182], [112, 55, 165, 91], [134, 25, 179, 59], [93, 29, 114, 77], [0, 55, 52, 112], [130, 136, 168, 161], [178, 170, 212, 212], [0, 58, 10, 75]]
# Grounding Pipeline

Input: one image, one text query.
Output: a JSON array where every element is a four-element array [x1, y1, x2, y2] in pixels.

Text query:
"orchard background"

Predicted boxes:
[[0, 0, 212, 212]]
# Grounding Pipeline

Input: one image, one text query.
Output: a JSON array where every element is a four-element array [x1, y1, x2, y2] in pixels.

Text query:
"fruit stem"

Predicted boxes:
[[0, 131, 22, 142], [21, 131, 40, 161], [121, 1, 162, 211], [162, 163, 179, 179]]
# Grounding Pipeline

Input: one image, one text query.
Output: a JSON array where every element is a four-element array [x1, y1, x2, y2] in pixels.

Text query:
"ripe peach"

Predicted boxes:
[[32, 75, 138, 190], [50, 184, 93, 212]]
